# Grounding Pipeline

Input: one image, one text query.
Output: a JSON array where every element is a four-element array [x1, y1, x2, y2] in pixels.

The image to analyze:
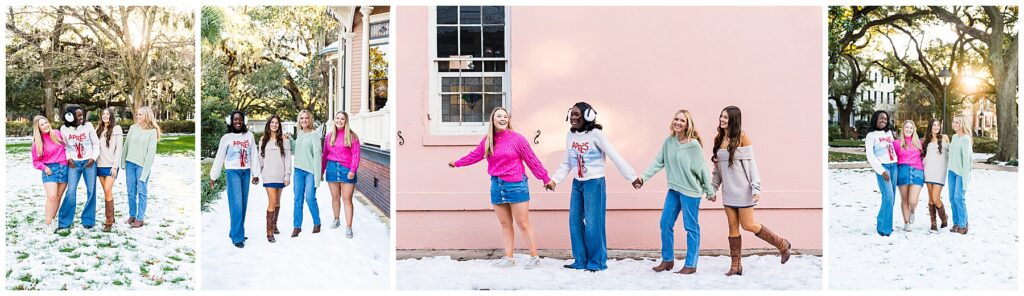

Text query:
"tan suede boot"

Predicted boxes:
[[725, 236, 743, 276], [755, 225, 791, 264], [103, 200, 115, 232]]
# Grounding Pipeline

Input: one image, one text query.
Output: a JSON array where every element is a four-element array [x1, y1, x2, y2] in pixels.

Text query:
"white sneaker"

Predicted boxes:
[[345, 227, 354, 239], [909, 213, 915, 224], [524, 256, 542, 269], [492, 256, 515, 268], [331, 219, 341, 229], [903, 224, 912, 232]]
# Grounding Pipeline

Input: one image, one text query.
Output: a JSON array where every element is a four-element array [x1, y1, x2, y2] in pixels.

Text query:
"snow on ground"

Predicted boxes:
[[201, 178, 390, 289], [397, 254, 821, 290], [5, 152, 197, 290], [828, 168, 1017, 290]]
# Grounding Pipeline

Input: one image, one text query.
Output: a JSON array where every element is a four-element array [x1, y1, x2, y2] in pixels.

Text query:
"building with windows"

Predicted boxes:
[[322, 6, 391, 216], [396, 6, 823, 253], [829, 70, 900, 127]]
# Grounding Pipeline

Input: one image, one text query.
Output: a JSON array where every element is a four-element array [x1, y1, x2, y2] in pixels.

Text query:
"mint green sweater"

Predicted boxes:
[[293, 126, 324, 188], [120, 124, 159, 179], [948, 134, 973, 185], [641, 136, 715, 198]]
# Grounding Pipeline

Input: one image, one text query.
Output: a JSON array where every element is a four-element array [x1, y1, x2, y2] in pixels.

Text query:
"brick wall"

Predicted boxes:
[[355, 147, 390, 216]]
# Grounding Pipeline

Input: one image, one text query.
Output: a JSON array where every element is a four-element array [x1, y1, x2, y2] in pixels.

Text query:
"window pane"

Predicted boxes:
[[484, 94, 503, 117], [460, 6, 481, 25], [441, 77, 459, 92], [459, 26, 482, 58], [461, 94, 484, 122], [484, 77, 502, 92], [442, 94, 459, 122], [437, 26, 458, 58], [482, 6, 504, 25], [437, 6, 458, 25], [437, 61, 452, 72], [484, 61, 506, 72], [482, 25, 504, 57], [462, 77, 482, 92]]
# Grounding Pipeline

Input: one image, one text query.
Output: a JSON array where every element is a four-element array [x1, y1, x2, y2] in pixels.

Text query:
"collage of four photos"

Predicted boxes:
[[2, 4, 1020, 291]]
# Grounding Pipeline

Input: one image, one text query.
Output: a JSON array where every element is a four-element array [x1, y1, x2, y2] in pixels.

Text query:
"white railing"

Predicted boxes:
[[351, 104, 391, 151]]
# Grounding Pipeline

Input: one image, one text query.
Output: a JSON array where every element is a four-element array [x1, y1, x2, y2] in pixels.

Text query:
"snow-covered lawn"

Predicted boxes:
[[397, 254, 821, 290], [5, 153, 197, 290], [828, 168, 1018, 290], [200, 179, 390, 289]]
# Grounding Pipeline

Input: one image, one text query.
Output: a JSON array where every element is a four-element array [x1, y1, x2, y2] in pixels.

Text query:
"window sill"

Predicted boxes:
[[422, 134, 481, 146]]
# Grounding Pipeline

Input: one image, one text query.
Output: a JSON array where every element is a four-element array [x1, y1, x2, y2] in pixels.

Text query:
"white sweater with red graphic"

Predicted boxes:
[[210, 132, 261, 180], [865, 130, 898, 175], [552, 129, 637, 184], [60, 123, 100, 162]]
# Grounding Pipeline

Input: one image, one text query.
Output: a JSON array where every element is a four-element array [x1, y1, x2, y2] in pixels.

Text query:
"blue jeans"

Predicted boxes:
[[58, 159, 98, 228], [125, 161, 151, 221], [293, 168, 321, 228], [226, 169, 251, 244], [947, 171, 968, 228], [875, 163, 898, 236], [660, 189, 702, 268], [567, 177, 607, 271]]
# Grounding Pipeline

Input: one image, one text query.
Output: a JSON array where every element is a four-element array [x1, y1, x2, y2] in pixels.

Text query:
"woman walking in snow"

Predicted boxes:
[[95, 107, 123, 232], [56, 104, 100, 232], [120, 106, 161, 228], [258, 115, 291, 243], [710, 106, 791, 276], [550, 101, 639, 272], [893, 120, 925, 232], [865, 110, 898, 236], [210, 110, 260, 248], [640, 109, 716, 275], [31, 115, 68, 229], [449, 107, 554, 269], [921, 118, 950, 232], [324, 111, 360, 239], [947, 116, 973, 234], [292, 109, 323, 237]]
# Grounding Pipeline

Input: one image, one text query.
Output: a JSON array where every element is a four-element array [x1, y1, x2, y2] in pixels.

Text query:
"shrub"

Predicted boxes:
[[201, 96, 234, 158], [973, 137, 997, 154], [160, 120, 196, 134]]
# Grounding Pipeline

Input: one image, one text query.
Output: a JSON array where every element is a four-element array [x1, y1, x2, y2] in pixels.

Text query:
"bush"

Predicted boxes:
[[6, 119, 63, 137], [200, 162, 226, 212], [828, 125, 842, 141], [161, 120, 196, 134], [973, 137, 997, 154], [201, 96, 234, 158]]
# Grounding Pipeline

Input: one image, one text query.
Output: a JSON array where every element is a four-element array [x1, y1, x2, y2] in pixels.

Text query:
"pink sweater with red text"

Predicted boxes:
[[455, 129, 551, 183], [31, 131, 68, 171]]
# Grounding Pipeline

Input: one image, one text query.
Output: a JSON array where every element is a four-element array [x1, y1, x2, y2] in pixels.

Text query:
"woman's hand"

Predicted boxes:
[[448, 161, 456, 168], [112, 168, 119, 179], [284, 179, 291, 187], [208, 179, 215, 188], [252, 177, 260, 185], [752, 194, 760, 203], [84, 159, 95, 168], [632, 178, 643, 190], [44, 167, 53, 176], [707, 194, 717, 202], [68, 161, 77, 169], [882, 171, 890, 182], [544, 180, 556, 191], [347, 172, 355, 180]]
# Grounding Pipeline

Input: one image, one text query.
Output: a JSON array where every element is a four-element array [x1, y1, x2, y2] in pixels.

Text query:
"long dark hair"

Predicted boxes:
[[97, 107, 117, 147], [869, 110, 893, 132], [921, 118, 944, 158], [63, 104, 84, 128], [712, 106, 743, 167], [260, 115, 285, 158], [227, 110, 248, 133], [569, 101, 603, 133]]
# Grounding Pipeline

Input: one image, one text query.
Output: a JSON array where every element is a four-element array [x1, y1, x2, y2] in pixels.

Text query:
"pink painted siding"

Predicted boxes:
[[396, 6, 824, 251]]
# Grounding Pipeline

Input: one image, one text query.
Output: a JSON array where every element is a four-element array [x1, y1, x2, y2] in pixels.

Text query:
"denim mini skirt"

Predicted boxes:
[[489, 175, 530, 205]]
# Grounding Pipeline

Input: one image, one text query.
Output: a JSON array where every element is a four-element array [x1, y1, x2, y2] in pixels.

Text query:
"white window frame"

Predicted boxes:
[[368, 13, 390, 112], [428, 6, 511, 135]]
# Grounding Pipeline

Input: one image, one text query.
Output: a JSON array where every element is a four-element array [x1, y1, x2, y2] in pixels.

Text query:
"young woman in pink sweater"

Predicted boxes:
[[893, 120, 924, 232], [31, 115, 69, 228], [449, 107, 555, 269], [324, 111, 360, 238]]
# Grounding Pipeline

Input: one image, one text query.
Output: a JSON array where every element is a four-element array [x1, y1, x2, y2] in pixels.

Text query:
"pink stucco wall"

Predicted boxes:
[[396, 6, 823, 251]]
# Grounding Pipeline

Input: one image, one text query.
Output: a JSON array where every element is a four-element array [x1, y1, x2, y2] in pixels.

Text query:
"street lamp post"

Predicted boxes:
[[938, 68, 952, 133]]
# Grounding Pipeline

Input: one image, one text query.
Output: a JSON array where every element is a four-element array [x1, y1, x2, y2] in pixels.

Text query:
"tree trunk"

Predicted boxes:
[[993, 52, 1018, 162], [43, 69, 56, 120]]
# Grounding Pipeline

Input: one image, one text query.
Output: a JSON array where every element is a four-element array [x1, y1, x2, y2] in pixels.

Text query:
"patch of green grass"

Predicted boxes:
[[98, 240, 113, 248], [18, 273, 34, 282], [168, 255, 182, 261], [68, 253, 81, 259], [157, 134, 195, 156], [74, 267, 87, 273], [113, 279, 124, 286], [139, 263, 150, 276], [829, 138, 863, 147], [16, 252, 29, 260], [58, 246, 75, 253], [201, 162, 226, 212], [162, 265, 177, 272], [6, 142, 31, 154], [55, 228, 72, 237], [829, 151, 867, 162], [170, 277, 187, 284]]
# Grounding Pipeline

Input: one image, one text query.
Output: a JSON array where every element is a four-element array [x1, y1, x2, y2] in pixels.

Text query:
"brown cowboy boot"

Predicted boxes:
[[725, 236, 743, 276], [957, 224, 968, 234], [312, 224, 321, 233], [755, 225, 791, 264], [291, 228, 301, 238], [936, 205, 949, 228], [675, 267, 697, 275], [103, 200, 115, 232], [266, 211, 276, 243], [928, 204, 938, 232], [127, 217, 136, 225], [273, 206, 281, 234], [652, 261, 674, 272]]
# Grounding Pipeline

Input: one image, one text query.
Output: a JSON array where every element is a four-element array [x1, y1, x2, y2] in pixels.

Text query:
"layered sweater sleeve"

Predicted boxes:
[[453, 137, 487, 167], [593, 129, 637, 181], [87, 125, 101, 160], [958, 136, 973, 185], [140, 130, 158, 180], [513, 132, 551, 184], [248, 132, 260, 178], [711, 156, 722, 193], [551, 132, 573, 184], [210, 135, 229, 181], [111, 126, 124, 169], [693, 151, 715, 197], [641, 138, 669, 182], [285, 138, 294, 181], [349, 137, 361, 173], [864, 132, 886, 175], [120, 126, 132, 168], [747, 148, 763, 196]]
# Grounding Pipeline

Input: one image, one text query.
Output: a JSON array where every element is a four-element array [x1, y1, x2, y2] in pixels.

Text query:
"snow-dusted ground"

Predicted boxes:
[[397, 254, 821, 290], [828, 168, 1018, 290], [5, 151, 196, 290], [200, 178, 390, 289]]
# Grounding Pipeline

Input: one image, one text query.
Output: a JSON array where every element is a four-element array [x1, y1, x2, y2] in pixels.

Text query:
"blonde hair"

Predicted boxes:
[[669, 110, 702, 146], [329, 111, 357, 147], [136, 106, 162, 140], [32, 115, 63, 156], [485, 107, 513, 157], [298, 109, 314, 132], [952, 116, 971, 136], [899, 120, 921, 150]]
